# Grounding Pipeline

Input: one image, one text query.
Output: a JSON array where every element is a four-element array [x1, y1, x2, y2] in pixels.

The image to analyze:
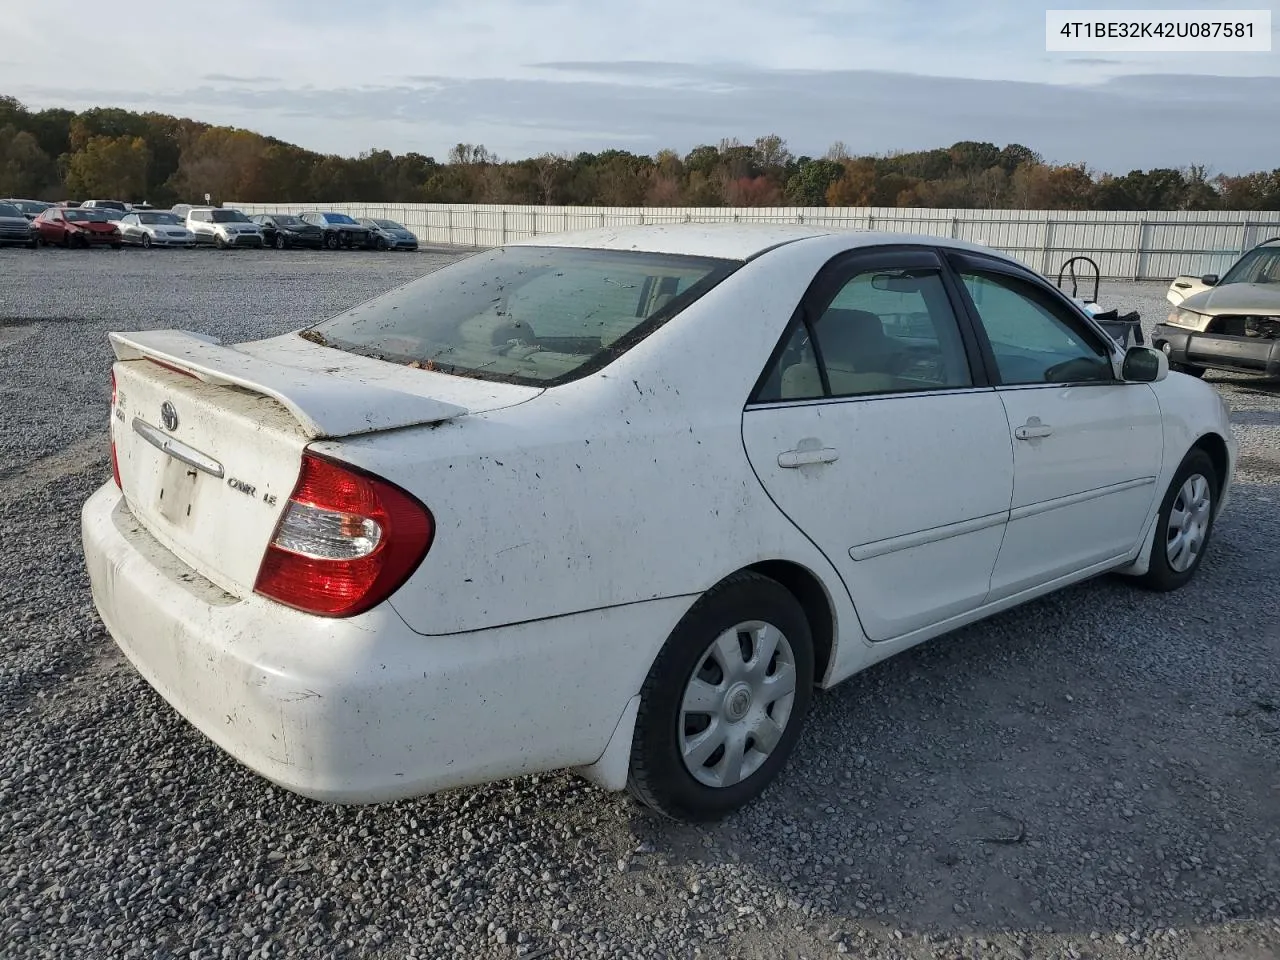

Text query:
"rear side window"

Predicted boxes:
[[757, 265, 972, 402], [306, 246, 739, 386]]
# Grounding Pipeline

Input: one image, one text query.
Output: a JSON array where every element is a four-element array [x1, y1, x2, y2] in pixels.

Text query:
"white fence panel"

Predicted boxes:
[[227, 201, 1280, 280]]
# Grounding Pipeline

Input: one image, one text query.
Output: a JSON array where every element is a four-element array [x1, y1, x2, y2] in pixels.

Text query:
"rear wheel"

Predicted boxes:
[[1132, 448, 1218, 592], [1171, 362, 1206, 378], [627, 572, 814, 821], [325, 232, 341, 251]]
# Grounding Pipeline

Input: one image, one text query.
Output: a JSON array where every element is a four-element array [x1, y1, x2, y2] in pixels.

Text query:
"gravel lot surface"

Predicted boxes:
[[1, 246, 1277, 960]]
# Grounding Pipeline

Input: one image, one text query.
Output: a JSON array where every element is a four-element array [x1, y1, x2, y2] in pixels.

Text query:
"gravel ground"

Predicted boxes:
[[1, 246, 1277, 960]]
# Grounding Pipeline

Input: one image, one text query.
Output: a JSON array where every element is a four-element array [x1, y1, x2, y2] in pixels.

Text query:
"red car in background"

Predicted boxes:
[[34, 207, 122, 248]]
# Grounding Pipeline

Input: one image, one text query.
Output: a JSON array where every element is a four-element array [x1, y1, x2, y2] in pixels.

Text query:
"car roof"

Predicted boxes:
[[510, 222, 1016, 264]]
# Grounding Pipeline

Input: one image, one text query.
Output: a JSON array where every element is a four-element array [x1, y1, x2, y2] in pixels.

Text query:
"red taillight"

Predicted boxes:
[[110, 369, 121, 488], [253, 453, 433, 618]]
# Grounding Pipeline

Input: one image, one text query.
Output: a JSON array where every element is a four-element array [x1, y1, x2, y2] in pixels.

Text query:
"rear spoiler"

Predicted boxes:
[[109, 330, 468, 439]]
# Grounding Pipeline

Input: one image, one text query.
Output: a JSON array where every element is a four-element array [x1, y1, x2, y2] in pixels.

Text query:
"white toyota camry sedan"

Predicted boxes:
[[82, 224, 1236, 821]]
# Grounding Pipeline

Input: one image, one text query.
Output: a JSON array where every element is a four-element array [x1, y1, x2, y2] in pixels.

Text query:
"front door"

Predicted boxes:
[[742, 248, 1014, 642], [948, 255, 1164, 600]]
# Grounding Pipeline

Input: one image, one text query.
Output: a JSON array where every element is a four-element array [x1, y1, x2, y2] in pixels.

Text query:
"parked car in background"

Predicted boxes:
[[34, 207, 121, 248], [2, 199, 53, 221], [299, 211, 372, 250], [81, 199, 129, 212], [84, 224, 1235, 821], [186, 207, 265, 249], [0, 202, 38, 248], [1155, 238, 1280, 378], [357, 217, 419, 251], [250, 213, 325, 250], [117, 211, 197, 248]]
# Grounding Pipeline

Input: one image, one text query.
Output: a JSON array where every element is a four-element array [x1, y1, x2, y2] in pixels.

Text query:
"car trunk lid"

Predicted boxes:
[[109, 329, 540, 598]]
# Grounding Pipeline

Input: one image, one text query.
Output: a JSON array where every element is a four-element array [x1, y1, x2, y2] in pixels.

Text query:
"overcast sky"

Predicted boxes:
[[1, 0, 1277, 173]]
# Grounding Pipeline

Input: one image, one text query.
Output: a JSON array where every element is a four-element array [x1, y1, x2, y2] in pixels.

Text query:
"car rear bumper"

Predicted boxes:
[[82, 482, 682, 803], [1153, 324, 1280, 377]]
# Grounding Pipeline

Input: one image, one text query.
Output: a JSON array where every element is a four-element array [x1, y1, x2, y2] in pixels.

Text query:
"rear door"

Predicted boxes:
[[947, 253, 1164, 600], [742, 247, 1014, 642]]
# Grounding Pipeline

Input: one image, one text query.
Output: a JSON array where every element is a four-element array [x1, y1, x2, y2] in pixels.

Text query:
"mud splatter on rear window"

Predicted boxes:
[[304, 246, 740, 387]]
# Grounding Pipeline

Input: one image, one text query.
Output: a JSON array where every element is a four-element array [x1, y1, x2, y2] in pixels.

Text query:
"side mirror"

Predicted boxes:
[[1200, 274, 1219, 286], [1122, 345, 1168, 383]]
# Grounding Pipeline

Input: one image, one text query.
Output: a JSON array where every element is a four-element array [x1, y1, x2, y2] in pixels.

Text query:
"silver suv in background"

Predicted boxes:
[[186, 207, 265, 249]]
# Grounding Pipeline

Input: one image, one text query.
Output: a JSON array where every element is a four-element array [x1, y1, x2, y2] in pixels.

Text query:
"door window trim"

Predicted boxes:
[[944, 251, 1122, 389], [747, 245, 993, 408]]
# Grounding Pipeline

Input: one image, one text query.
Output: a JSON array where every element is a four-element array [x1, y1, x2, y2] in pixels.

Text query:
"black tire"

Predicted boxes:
[[376, 236, 389, 251], [111, 242, 121, 250], [275, 234, 287, 250], [1171, 362, 1207, 378], [627, 572, 814, 822], [26, 238, 37, 250], [1132, 447, 1218, 592], [325, 232, 340, 251], [141, 235, 152, 249], [215, 235, 227, 250]]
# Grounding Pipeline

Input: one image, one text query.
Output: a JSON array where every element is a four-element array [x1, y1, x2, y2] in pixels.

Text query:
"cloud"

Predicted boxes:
[[201, 74, 283, 85], [11, 63, 1276, 173]]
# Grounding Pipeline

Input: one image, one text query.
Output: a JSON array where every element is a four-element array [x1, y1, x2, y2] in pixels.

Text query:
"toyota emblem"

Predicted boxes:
[[160, 401, 179, 432]]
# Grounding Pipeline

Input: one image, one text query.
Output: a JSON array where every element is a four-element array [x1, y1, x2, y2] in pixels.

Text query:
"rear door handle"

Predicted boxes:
[[1014, 417, 1053, 441], [778, 446, 840, 468]]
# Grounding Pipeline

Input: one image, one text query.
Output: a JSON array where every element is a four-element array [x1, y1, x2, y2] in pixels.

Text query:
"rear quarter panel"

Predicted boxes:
[[311, 236, 877, 679]]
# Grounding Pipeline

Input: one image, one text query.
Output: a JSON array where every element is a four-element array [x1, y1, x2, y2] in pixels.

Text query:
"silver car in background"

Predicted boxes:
[[356, 217, 420, 251], [118, 211, 197, 248]]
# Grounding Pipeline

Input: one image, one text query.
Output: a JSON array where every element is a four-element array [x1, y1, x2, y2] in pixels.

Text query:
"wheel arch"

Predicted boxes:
[[1191, 431, 1230, 508], [743, 559, 837, 687]]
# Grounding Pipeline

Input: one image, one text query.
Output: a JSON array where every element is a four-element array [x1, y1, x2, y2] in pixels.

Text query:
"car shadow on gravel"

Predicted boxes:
[[621, 480, 1280, 945]]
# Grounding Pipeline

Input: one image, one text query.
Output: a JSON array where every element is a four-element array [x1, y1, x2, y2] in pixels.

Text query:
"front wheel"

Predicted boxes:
[[325, 233, 340, 251], [214, 235, 227, 250], [1132, 448, 1218, 592], [275, 234, 287, 250], [628, 572, 814, 821]]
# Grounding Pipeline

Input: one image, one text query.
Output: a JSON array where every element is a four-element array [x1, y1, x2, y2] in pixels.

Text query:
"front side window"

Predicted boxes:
[[759, 265, 973, 401], [960, 271, 1112, 385], [305, 246, 738, 386]]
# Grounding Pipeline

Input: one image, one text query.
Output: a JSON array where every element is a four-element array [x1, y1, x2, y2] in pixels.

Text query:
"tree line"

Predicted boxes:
[[2, 95, 1278, 211]]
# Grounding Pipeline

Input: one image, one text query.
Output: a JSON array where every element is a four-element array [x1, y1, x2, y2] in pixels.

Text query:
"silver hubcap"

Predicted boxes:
[[679, 621, 797, 789], [1167, 473, 1213, 573]]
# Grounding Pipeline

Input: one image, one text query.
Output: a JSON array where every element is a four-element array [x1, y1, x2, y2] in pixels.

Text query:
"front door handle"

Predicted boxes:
[[778, 444, 840, 468], [1014, 417, 1053, 441]]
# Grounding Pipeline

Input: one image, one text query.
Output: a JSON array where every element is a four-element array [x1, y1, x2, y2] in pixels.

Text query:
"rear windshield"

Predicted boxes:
[[1221, 245, 1280, 285], [305, 246, 739, 386], [210, 209, 250, 223]]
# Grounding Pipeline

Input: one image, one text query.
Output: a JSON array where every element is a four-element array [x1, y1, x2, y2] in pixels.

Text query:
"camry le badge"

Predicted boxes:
[[160, 401, 179, 432]]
